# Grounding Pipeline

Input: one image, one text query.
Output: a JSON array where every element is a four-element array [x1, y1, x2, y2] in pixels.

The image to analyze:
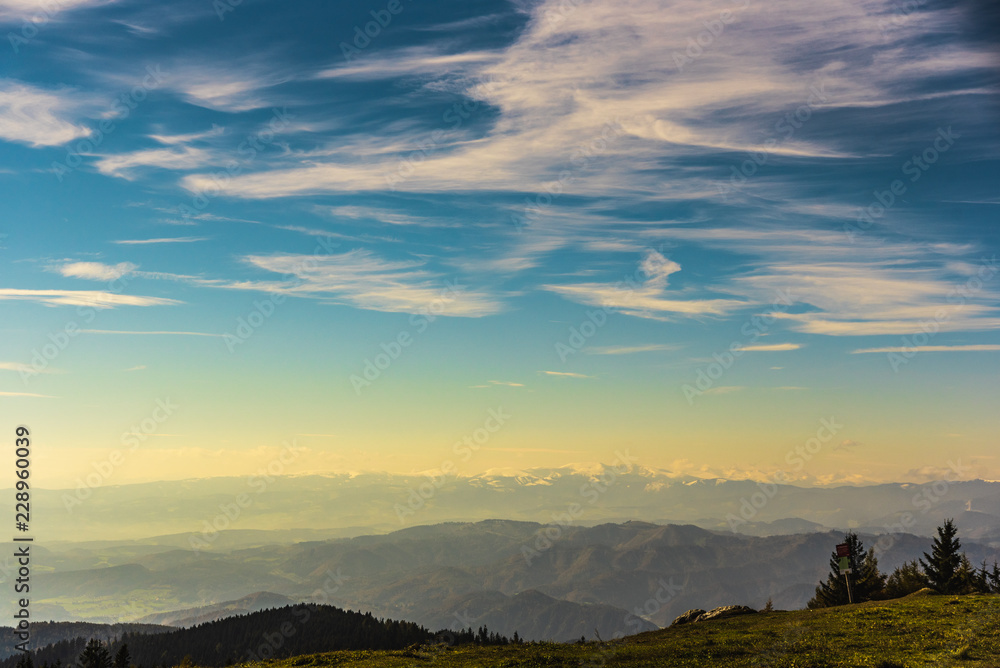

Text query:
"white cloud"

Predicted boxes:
[[539, 371, 593, 378], [0, 80, 91, 147], [544, 250, 744, 319], [225, 250, 503, 317], [645, 226, 1000, 336], [0, 289, 178, 308], [586, 343, 678, 355], [0, 0, 108, 22], [470, 380, 526, 388], [148, 125, 225, 145], [317, 48, 498, 80], [0, 362, 51, 374], [179, 0, 991, 200], [94, 146, 214, 179], [0, 391, 54, 398], [852, 344, 1000, 354], [113, 237, 209, 245], [704, 386, 744, 395], [740, 343, 802, 352], [166, 64, 287, 112], [81, 329, 222, 336], [58, 261, 137, 280]]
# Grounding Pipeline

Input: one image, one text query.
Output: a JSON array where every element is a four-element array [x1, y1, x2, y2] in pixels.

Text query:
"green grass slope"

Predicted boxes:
[[238, 594, 1000, 667]]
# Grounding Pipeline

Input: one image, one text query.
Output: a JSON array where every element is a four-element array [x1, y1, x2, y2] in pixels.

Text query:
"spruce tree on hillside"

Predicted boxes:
[[807, 532, 885, 608], [920, 519, 963, 594], [113, 645, 130, 668], [971, 559, 991, 594], [78, 640, 111, 668], [884, 560, 928, 599]]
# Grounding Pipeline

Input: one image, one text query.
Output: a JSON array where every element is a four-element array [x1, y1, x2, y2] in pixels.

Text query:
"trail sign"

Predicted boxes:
[[838, 556, 852, 573], [836, 543, 851, 558]]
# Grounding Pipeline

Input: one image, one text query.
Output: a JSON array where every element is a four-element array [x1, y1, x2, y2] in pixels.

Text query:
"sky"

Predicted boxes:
[[1, 0, 998, 490]]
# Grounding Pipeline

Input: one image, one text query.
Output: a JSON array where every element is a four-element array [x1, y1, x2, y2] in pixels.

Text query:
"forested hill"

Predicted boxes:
[[0, 623, 170, 659], [4, 605, 437, 668]]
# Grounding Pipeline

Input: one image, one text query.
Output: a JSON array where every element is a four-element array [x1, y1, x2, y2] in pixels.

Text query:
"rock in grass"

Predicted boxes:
[[695, 605, 757, 622], [671, 609, 706, 626]]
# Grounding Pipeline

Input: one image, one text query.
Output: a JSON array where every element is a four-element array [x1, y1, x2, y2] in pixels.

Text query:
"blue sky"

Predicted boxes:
[[1, 0, 998, 488]]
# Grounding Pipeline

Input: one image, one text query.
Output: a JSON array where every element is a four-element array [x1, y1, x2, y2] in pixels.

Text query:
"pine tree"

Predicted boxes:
[[15, 654, 33, 668], [78, 640, 111, 668], [973, 560, 991, 594], [953, 554, 979, 594], [113, 645, 130, 668], [920, 519, 963, 594], [883, 560, 928, 599], [990, 561, 1000, 594], [807, 532, 885, 608]]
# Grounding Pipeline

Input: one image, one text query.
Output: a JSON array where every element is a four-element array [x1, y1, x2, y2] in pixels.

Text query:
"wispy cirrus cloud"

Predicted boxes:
[[752, 261, 1000, 336], [586, 343, 679, 355], [165, 62, 289, 112], [179, 0, 994, 201], [0, 362, 53, 374], [852, 344, 1000, 354], [94, 146, 214, 179], [0, 0, 110, 20], [0, 289, 178, 308], [58, 261, 137, 280], [645, 226, 1000, 336], [80, 329, 223, 336], [316, 48, 498, 80], [223, 250, 503, 317], [740, 343, 802, 352], [544, 250, 745, 320], [470, 380, 525, 388], [539, 371, 593, 378], [113, 237, 209, 245]]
